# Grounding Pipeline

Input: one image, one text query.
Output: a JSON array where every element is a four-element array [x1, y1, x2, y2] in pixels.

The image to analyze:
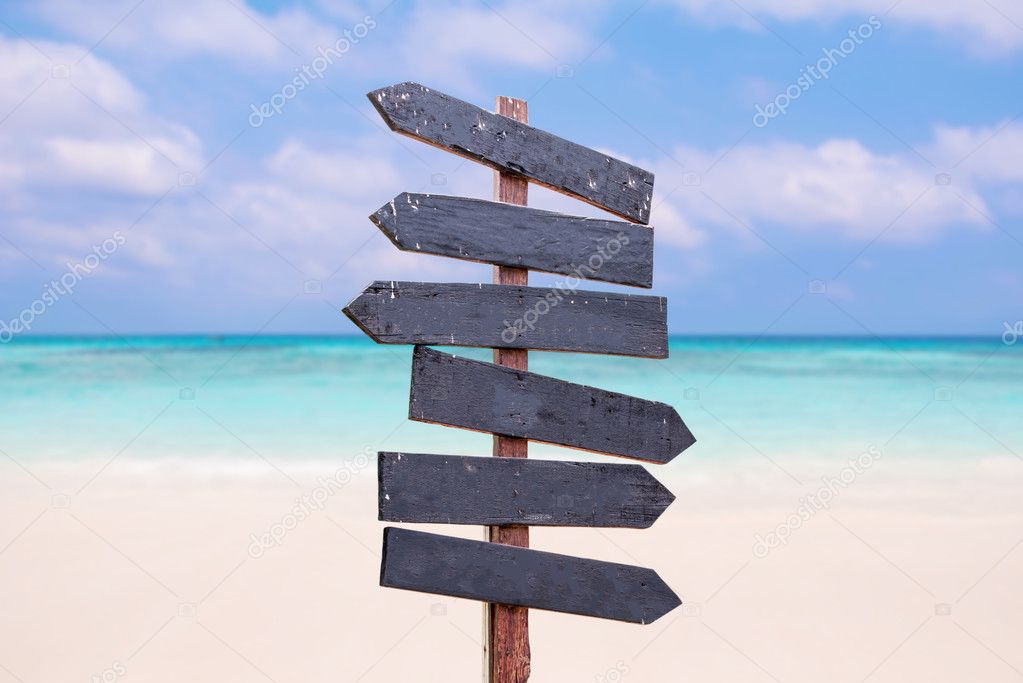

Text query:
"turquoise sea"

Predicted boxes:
[[1, 336, 1019, 467]]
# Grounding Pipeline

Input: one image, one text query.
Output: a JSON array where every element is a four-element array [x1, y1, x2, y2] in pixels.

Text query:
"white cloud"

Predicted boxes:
[[657, 124, 1023, 244], [264, 139, 402, 197], [927, 121, 1023, 184], [32, 0, 602, 88], [663, 0, 1023, 56], [34, 0, 337, 64], [378, 1, 600, 91], [649, 199, 707, 248], [43, 137, 190, 195], [0, 37, 202, 196]]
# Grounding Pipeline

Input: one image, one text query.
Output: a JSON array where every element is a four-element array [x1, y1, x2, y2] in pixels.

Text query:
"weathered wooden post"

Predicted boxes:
[[486, 95, 531, 683], [346, 82, 694, 682]]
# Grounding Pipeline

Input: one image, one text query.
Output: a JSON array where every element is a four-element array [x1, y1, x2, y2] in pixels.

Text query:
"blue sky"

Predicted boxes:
[[0, 0, 1021, 336]]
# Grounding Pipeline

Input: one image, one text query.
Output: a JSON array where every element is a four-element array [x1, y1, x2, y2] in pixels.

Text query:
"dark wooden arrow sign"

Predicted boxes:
[[409, 347, 694, 463], [371, 193, 654, 288], [368, 83, 655, 224], [381, 527, 681, 624], [344, 281, 667, 358], [378, 452, 674, 528]]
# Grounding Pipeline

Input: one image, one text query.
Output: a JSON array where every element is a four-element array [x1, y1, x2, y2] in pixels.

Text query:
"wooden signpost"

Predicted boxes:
[[344, 281, 668, 357], [346, 82, 692, 682], [378, 452, 675, 528], [381, 527, 681, 624], [370, 193, 654, 287], [369, 83, 655, 224], [409, 346, 693, 463]]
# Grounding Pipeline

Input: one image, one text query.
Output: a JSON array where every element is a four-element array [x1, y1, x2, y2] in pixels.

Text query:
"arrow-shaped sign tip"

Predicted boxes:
[[644, 407, 696, 464], [636, 467, 677, 528], [366, 82, 426, 132], [665, 409, 697, 463], [638, 567, 682, 624], [368, 194, 409, 249], [341, 285, 382, 342]]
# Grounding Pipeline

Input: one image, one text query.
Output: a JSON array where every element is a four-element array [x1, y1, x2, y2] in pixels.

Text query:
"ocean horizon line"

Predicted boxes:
[[0, 332, 1010, 343]]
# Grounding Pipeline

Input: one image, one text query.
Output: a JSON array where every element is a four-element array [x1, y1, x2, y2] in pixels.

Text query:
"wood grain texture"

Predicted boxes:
[[370, 193, 653, 288], [343, 281, 668, 358], [409, 347, 695, 464], [378, 452, 675, 528], [367, 82, 655, 224], [380, 527, 681, 624]]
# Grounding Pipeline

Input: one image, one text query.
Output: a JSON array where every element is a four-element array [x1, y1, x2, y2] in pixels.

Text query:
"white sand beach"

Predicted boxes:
[[2, 454, 1022, 682]]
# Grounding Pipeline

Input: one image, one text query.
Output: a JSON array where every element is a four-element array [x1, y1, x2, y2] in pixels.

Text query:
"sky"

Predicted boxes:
[[0, 0, 1021, 337]]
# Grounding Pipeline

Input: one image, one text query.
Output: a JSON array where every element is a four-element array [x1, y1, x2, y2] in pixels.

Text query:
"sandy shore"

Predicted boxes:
[[1, 454, 1022, 682]]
